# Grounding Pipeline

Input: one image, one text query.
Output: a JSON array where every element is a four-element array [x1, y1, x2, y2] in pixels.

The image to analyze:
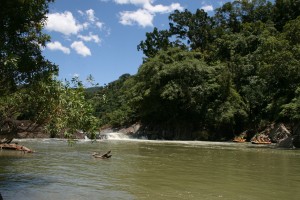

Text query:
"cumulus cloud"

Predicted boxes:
[[45, 9, 107, 56], [46, 41, 70, 54], [78, 32, 101, 43], [86, 9, 96, 22], [144, 3, 182, 13], [78, 9, 104, 29], [201, 5, 214, 12], [45, 11, 83, 35], [115, 0, 183, 27], [114, 0, 149, 5], [119, 9, 153, 27], [71, 41, 91, 57]]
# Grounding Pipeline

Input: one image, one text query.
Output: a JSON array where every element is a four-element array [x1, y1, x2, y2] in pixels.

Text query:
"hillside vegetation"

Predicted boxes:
[[1, 0, 300, 141], [88, 0, 300, 140]]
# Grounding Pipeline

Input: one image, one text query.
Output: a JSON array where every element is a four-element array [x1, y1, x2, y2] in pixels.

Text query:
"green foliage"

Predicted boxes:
[[90, 0, 300, 140], [44, 77, 99, 138], [0, 0, 58, 137], [90, 74, 136, 127], [131, 48, 248, 136], [274, 0, 300, 30], [0, 77, 99, 138], [0, 0, 98, 139], [2, 0, 293, 140], [137, 28, 172, 59], [280, 87, 300, 121], [0, 0, 58, 95], [169, 9, 214, 50]]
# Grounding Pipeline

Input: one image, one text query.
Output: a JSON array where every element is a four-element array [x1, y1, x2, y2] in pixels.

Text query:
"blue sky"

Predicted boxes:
[[43, 0, 231, 86]]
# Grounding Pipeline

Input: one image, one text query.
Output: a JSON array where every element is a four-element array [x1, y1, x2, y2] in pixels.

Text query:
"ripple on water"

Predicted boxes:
[[1, 139, 300, 200]]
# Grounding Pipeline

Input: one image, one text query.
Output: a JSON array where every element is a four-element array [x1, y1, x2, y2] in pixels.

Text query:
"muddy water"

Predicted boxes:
[[1, 138, 300, 200]]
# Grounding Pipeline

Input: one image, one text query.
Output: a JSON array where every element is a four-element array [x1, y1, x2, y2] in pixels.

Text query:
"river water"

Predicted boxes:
[[1, 134, 300, 200]]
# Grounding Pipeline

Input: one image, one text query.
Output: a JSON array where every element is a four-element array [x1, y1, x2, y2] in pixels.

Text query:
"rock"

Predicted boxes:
[[277, 136, 294, 148], [99, 123, 142, 136], [269, 123, 291, 143], [293, 134, 300, 148]]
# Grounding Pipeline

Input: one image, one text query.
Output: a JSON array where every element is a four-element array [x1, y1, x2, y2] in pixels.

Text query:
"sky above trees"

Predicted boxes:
[[42, 0, 231, 85]]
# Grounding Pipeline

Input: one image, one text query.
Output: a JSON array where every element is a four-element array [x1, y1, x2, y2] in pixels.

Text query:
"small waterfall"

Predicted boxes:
[[99, 132, 130, 140]]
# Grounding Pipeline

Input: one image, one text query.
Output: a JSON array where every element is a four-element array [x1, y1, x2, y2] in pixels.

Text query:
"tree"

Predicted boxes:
[[0, 0, 57, 95], [91, 74, 137, 127], [0, 0, 58, 137], [274, 0, 300, 30], [132, 48, 247, 138], [44, 78, 99, 138], [169, 9, 214, 51], [0, 0, 98, 139], [280, 87, 300, 121], [137, 28, 172, 59], [214, 1, 243, 33], [137, 9, 214, 59]]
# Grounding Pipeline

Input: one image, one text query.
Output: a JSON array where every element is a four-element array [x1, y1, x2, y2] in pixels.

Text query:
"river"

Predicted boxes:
[[1, 134, 300, 200]]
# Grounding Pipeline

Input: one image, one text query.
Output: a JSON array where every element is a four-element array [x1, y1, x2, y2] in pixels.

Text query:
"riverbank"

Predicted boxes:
[[1, 120, 299, 148], [99, 122, 300, 149]]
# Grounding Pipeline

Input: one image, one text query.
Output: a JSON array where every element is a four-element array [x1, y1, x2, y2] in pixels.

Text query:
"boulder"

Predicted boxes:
[[277, 136, 294, 149], [292, 122, 300, 135], [293, 134, 300, 148], [269, 123, 291, 143]]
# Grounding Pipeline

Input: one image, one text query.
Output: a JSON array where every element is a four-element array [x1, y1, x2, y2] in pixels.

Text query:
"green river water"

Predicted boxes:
[[0, 135, 300, 200]]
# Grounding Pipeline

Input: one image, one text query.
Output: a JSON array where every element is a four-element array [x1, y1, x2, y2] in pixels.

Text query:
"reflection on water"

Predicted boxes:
[[1, 137, 300, 200]]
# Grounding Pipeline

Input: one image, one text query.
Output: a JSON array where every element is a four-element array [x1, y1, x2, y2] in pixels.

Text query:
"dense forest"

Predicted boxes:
[[1, 0, 300, 142], [88, 0, 300, 140]]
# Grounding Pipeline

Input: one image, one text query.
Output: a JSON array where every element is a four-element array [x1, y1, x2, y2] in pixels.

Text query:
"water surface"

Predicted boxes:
[[1, 137, 300, 200]]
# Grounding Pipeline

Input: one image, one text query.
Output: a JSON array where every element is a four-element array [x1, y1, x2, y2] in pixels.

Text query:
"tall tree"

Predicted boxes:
[[274, 0, 300, 30], [0, 0, 57, 95], [0, 1, 98, 139], [137, 28, 171, 59], [168, 9, 214, 51], [132, 48, 247, 138]]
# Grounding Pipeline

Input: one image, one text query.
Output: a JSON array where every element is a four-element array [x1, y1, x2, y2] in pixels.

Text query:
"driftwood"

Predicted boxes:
[[92, 150, 112, 159], [0, 143, 34, 153]]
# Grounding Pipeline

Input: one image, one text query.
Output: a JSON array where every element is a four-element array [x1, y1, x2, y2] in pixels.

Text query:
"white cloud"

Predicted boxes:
[[115, 0, 183, 27], [144, 3, 182, 13], [86, 9, 96, 22], [45, 9, 107, 55], [114, 0, 150, 5], [95, 21, 104, 29], [73, 73, 80, 78], [71, 41, 91, 57], [201, 5, 214, 12], [78, 9, 104, 29], [119, 9, 153, 27], [78, 10, 84, 16], [78, 32, 101, 43], [46, 41, 70, 54], [45, 11, 83, 35], [82, 22, 90, 29]]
